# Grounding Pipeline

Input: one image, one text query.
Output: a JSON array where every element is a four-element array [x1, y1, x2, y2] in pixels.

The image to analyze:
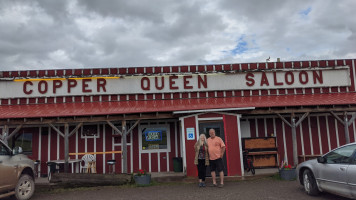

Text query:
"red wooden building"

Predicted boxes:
[[1, 59, 356, 177]]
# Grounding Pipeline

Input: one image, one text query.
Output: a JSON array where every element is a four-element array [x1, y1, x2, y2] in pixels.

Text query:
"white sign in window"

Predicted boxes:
[[186, 128, 195, 140]]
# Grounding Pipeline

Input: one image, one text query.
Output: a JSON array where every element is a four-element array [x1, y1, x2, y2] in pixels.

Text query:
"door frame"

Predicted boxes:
[[179, 112, 243, 176], [199, 120, 227, 176]]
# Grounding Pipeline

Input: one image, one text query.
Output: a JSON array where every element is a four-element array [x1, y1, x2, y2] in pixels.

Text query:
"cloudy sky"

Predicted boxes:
[[0, 0, 355, 71]]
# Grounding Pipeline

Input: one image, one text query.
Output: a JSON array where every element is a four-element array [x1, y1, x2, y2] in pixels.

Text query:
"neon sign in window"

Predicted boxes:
[[145, 131, 162, 141]]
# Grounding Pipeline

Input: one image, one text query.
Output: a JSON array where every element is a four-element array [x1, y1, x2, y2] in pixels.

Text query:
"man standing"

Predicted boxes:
[[207, 128, 226, 188]]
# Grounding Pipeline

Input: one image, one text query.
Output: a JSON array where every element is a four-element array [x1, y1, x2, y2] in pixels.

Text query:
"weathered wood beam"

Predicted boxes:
[[1, 113, 174, 126], [276, 113, 291, 127], [276, 112, 309, 166], [330, 111, 343, 124], [295, 112, 309, 127], [106, 121, 122, 135], [122, 120, 128, 174], [239, 107, 356, 115], [68, 122, 83, 137], [347, 113, 356, 127], [64, 123, 69, 173], [6, 124, 23, 140], [126, 120, 140, 134], [48, 123, 65, 137], [330, 111, 355, 144]]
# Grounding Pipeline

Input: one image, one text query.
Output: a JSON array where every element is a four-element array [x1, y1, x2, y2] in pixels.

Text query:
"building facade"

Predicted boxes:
[[1, 59, 356, 177]]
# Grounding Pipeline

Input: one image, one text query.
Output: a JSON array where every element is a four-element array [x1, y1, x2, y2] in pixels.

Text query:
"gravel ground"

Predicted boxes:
[[4, 177, 352, 200]]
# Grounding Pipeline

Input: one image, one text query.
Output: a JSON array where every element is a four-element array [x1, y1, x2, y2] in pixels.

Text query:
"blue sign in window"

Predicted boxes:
[[144, 131, 162, 141]]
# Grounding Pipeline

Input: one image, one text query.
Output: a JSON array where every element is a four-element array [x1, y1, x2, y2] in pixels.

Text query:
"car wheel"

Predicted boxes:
[[15, 174, 35, 200], [303, 169, 319, 196]]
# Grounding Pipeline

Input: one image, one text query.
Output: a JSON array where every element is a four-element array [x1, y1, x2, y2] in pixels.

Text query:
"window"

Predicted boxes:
[[81, 125, 100, 138], [139, 124, 170, 153], [324, 144, 356, 164], [10, 133, 33, 155], [0, 142, 11, 156]]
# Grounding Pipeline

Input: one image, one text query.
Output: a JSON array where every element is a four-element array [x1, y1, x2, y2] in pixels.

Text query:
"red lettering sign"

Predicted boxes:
[[38, 80, 48, 94], [273, 72, 283, 86], [183, 75, 193, 89], [97, 78, 107, 92], [169, 76, 179, 90], [245, 73, 255, 86], [260, 72, 269, 86], [68, 79, 77, 93], [285, 72, 294, 85], [313, 70, 323, 84], [198, 75, 207, 89], [141, 77, 150, 90], [23, 81, 33, 95], [155, 77, 164, 90], [53, 80, 63, 94], [299, 71, 308, 84], [82, 79, 92, 93]]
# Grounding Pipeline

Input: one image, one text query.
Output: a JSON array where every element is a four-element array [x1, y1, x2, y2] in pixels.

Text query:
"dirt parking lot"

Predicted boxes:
[[5, 177, 352, 200]]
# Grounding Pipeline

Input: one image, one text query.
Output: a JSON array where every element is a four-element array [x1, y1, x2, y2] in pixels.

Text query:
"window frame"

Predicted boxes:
[[138, 124, 171, 153], [10, 132, 33, 155], [0, 141, 11, 156], [80, 124, 101, 139]]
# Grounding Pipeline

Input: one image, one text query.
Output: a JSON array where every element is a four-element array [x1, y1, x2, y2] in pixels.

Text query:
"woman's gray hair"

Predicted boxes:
[[198, 134, 207, 147]]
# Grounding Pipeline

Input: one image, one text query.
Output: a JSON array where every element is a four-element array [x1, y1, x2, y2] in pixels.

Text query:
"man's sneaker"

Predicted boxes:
[[199, 182, 202, 187], [201, 182, 206, 187]]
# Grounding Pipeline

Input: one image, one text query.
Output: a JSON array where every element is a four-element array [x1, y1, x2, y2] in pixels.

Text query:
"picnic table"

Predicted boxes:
[[47, 159, 82, 174]]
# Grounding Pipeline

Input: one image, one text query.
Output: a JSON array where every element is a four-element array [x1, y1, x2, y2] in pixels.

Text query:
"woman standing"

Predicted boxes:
[[194, 134, 209, 187]]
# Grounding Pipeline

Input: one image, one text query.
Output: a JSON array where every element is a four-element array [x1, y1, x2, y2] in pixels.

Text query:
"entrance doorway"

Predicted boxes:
[[199, 121, 228, 176]]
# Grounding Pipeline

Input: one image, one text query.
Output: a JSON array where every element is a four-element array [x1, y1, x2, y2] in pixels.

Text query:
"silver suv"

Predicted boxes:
[[0, 139, 35, 200], [297, 142, 356, 199]]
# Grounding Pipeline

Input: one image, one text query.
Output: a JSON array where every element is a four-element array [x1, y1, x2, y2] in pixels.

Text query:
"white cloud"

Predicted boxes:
[[0, 0, 355, 70]]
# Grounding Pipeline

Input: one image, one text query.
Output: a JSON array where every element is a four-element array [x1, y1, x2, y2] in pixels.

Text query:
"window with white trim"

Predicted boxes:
[[139, 124, 170, 153]]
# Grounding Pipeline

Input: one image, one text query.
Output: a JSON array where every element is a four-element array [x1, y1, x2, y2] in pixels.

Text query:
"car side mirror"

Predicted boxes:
[[12, 147, 23, 155], [317, 156, 326, 164]]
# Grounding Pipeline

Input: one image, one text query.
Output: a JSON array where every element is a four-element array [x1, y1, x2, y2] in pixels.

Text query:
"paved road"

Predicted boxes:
[[7, 177, 352, 200]]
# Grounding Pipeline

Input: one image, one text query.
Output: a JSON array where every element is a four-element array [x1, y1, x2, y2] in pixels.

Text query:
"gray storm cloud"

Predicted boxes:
[[0, 0, 355, 71]]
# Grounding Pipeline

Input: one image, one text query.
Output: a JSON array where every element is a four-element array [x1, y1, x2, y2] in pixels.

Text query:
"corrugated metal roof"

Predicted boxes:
[[0, 93, 355, 119]]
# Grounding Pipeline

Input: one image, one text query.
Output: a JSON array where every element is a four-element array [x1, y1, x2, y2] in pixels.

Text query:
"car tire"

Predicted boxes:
[[15, 174, 35, 200], [303, 169, 319, 196]]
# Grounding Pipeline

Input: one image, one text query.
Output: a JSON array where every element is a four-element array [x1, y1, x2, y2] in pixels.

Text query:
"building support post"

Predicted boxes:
[[330, 112, 356, 144], [122, 120, 127, 174], [277, 112, 309, 166], [107, 120, 140, 174], [344, 112, 350, 144], [291, 113, 298, 168], [64, 123, 69, 173], [48, 122, 82, 173]]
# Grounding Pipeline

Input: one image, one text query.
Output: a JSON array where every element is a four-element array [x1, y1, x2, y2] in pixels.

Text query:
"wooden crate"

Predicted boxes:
[[251, 154, 277, 167], [243, 137, 278, 168], [244, 137, 276, 149]]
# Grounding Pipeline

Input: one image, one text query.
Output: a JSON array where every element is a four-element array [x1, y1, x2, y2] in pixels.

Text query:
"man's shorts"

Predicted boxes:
[[209, 158, 224, 172]]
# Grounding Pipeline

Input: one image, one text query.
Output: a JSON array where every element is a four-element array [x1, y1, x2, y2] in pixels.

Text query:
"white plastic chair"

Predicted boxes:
[[80, 154, 96, 173]]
